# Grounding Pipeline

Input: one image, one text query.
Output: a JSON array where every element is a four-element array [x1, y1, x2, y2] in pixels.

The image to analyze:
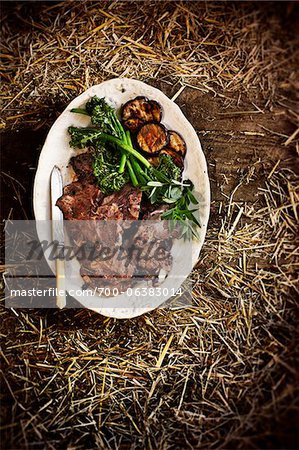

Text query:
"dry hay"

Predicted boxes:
[[0, 2, 298, 132], [1, 167, 298, 449], [1, 1, 299, 449]]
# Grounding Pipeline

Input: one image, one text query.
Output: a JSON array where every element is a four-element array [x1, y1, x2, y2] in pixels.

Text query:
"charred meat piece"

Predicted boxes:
[[131, 221, 173, 276], [160, 148, 184, 168], [57, 182, 141, 222], [142, 206, 169, 221], [70, 186, 142, 293], [93, 184, 142, 220], [67, 219, 122, 252], [69, 152, 94, 177], [75, 223, 135, 293], [140, 202, 169, 220], [141, 203, 181, 240], [94, 203, 124, 220], [56, 181, 103, 220], [80, 218, 173, 288], [168, 131, 186, 157], [137, 123, 168, 154], [122, 96, 162, 132], [69, 152, 96, 184], [80, 243, 136, 292]]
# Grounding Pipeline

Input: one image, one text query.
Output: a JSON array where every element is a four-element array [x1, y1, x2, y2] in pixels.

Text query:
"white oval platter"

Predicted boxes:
[[33, 78, 210, 318]]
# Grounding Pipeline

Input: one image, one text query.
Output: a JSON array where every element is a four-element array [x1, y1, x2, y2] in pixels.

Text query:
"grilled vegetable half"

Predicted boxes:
[[160, 148, 184, 167], [147, 156, 160, 167], [122, 117, 144, 133], [168, 131, 187, 156], [137, 122, 168, 154], [121, 96, 162, 132]]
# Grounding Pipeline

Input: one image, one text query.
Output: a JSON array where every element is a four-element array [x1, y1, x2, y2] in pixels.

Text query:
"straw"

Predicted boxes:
[[1, 2, 299, 448]]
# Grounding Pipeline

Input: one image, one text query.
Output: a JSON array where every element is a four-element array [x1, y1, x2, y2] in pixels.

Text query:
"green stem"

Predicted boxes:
[[69, 127, 150, 168], [118, 125, 130, 174], [118, 153, 126, 173], [129, 157, 145, 185], [125, 133, 149, 184], [70, 108, 90, 116], [126, 129, 169, 183], [125, 130, 133, 146], [126, 159, 138, 186], [130, 158, 152, 184], [112, 113, 125, 139], [99, 134, 151, 168]]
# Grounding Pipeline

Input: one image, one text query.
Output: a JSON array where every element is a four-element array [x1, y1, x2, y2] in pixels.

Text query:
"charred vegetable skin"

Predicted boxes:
[[147, 156, 160, 167], [167, 131, 186, 156], [137, 123, 168, 154], [121, 96, 162, 132], [157, 131, 186, 167], [121, 96, 186, 168], [160, 148, 184, 168]]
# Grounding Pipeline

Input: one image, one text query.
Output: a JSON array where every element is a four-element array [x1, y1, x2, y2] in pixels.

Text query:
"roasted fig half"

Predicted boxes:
[[160, 148, 184, 168], [168, 131, 187, 157], [121, 96, 162, 132], [137, 122, 168, 154]]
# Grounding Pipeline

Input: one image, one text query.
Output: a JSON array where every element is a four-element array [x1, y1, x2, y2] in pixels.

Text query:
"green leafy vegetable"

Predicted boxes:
[[70, 96, 152, 177], [92, 144, 129, 195], [71, 96, 127, 172], [142, 175, 200, 239], [161, 183, 201, 240], [68, 127, 102, 149], [86, 97, 123, 136], [157, 154, 181, 182]]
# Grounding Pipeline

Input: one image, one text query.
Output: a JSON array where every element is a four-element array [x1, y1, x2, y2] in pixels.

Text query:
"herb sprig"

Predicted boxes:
[[142, 178, 201, 239]]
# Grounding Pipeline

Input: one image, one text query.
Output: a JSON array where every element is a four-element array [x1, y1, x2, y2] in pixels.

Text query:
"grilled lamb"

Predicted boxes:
[[56, 180, 103, 220]]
